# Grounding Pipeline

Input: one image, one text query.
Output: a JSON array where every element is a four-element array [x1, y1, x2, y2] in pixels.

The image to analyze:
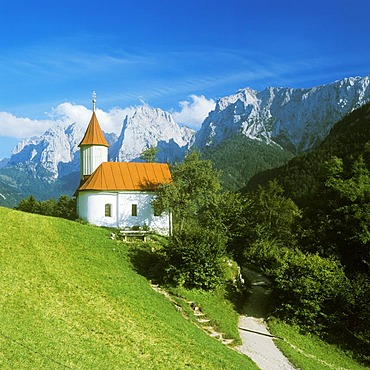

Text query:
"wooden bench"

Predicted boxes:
[[119, 230, 150, 242]]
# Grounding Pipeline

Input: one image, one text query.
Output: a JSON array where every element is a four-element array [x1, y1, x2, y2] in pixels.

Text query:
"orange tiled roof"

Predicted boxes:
[[78, 111, 109, 147], [78, 162, 172, 191]]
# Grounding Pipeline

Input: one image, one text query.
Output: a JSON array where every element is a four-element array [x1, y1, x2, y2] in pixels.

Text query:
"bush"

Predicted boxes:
[[243, 239, 290, 274], [15, 194, 76, 220], [244, 241, 352, 334], [163, 226, 227, 290], [272, 251, 351, 334]]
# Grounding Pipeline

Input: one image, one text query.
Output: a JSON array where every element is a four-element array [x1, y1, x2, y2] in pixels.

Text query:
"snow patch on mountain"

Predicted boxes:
[[7, 105, 194, 180], [195, 76, 370, 153], [9, 123, 85, 179], [110, 104, 195, 163]]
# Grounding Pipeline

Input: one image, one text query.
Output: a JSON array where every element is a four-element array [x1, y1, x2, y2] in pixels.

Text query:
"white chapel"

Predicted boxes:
[[76, 94, 172, 235]]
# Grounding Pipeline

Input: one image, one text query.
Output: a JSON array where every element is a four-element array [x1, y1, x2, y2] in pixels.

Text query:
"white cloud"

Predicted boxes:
[[172, 95, 216, 129], [0, 103, 136, 141], [50, 102, 135, 135], [0, 96, 215, 143], [0, 111, 54, 139]]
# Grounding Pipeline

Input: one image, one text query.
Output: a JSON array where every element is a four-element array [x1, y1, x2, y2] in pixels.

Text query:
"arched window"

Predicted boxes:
[[105, 203, 112, 217]]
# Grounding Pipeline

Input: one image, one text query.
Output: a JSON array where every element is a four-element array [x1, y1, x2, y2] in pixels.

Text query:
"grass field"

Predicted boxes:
[[0, 207, 257, 369], [268, 319, 369, 370], [168, 286, 242, 345]]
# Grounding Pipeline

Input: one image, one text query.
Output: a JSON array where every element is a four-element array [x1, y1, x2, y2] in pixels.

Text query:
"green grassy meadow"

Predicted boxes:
[[268, 319, 369, 370], [0, 207, 256, 369], [169, 286, 242, 345]]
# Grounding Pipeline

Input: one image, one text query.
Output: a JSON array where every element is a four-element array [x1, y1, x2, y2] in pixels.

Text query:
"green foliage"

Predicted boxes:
[[140, 146, 158, 162], [244, 180, 300, 247], [15, 194, 40, 213], [163, 225, 227, 290], [15, 194, 76, 220], [201, 134, 294, 190], [201, 191, 250, 260], [231, 181, 300, 261], [272, 251, 351, 334], [245, 243, 351, 334], [243, 239, 290, 273], [153, 151, 222, 232], [299, 155, 370, 273], [54, 195, 77, 220], [347, 273, 370, 342]]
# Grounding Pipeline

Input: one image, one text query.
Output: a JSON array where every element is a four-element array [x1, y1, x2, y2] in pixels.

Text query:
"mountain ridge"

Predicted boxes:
[[245, 101, 370, 205], [1, 75, 370, 205], [194, 76, 370, 154]]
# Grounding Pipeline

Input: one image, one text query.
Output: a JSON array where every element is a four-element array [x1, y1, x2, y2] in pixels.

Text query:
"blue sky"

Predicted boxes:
[[0, 0, 369, 158]]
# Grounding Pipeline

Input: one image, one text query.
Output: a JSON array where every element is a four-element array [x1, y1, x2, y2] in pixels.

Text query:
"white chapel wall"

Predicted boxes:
[[78, 191, 171, 235]]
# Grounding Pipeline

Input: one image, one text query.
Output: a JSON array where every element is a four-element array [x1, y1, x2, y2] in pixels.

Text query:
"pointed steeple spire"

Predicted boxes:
[[78, 92, 109, 147]]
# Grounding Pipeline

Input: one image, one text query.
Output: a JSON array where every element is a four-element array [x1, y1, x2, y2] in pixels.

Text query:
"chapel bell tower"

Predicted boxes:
[[78, 92, 109, 181]]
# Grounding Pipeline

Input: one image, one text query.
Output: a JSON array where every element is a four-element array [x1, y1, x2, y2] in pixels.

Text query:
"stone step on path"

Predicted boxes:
[[197, 318, 211, 323], [150, 285, 235, 347], [188, 301, 235, 345]]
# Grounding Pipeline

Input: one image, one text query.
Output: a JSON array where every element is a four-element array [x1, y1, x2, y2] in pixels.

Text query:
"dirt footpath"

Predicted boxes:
[[236, 268, 296, 370]]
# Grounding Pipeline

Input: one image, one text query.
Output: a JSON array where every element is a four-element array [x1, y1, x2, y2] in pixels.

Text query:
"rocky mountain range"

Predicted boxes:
[[5, 105, 195, 181], [195, 76, 370, 153], [1, 75, 370, 206], [110, 105, 194, 163]]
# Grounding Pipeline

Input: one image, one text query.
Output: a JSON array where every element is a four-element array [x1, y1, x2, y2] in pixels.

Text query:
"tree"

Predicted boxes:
[[243, 180, 300, 249], [15, 195, 40, 214], [55, 195, 76, 220], [200, 191, 250, 260], [300, 155, 370, 273], [152, 151, 228, 289], [15, 194, 76, 220], [272, 250, 351, 334], [163, 224, 227, 289], [152, 151, 222, 232], [140, 146, 158, 163]]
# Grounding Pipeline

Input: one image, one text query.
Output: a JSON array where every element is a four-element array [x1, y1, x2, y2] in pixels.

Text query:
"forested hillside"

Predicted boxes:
[[246, 102, 370, 205], [237, 103, 370, 364], [201, 135, 294, 190]]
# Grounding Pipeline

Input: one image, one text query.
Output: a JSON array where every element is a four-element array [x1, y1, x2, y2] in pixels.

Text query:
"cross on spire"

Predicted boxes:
[[92, 91, 97, 112]]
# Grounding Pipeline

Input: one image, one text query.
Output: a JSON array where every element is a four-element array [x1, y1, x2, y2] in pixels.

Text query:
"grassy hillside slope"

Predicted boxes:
[[0, 208, 256, 369]]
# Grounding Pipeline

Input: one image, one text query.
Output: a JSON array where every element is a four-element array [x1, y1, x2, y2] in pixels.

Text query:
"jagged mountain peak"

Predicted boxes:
[[6, 104, 195, 182], [195, 75, 370, 153], [215, 87, 258, 112], [3, 75, 370, 201], [132, 104, 174, 122], [8, 122, 85, 179], [111, 104, 194, 162]]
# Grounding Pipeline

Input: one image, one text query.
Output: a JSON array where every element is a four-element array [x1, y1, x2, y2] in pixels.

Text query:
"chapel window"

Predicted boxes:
[[132, 204, 138, 217], [105, 203, 112, 217]]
